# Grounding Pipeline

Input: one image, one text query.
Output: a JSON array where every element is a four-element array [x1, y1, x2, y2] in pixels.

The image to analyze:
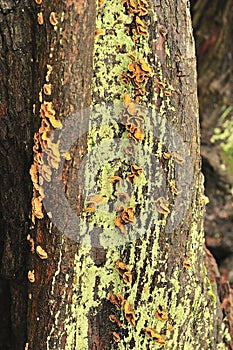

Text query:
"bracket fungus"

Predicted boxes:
[[36, 245, 48, 260], [109, 314, 122, 327], [122, 300, 136, 327], [155, 305, 169, 322], [108, 293, 125, 310], [32, 196, 44, 220], [28, 270, 35, 283], [112, 332, 121, 342], [155, 197, 170, 215], [115, 260, 132, 284], [37, 12, 44, 25], [49, 12, 58, 26], [145, 327, 166, 345]]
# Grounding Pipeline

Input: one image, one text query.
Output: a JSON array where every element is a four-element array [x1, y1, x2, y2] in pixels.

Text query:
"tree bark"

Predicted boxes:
[[0, 0, 231, 349], [0, 1, 37, 348], [192, 0, 233, 261]]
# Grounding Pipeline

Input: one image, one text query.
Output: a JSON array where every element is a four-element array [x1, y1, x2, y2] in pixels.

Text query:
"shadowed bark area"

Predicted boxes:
[[192, 0, 233, 346], [192, 0, 233, 263], [0, 1, 39, 348]]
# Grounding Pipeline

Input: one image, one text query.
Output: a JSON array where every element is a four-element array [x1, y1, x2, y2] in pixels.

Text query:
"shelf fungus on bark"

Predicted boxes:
[[157, 80, 166, 90], [126, 124, 145, 143], [84, 194, 107, 213], [162, 152, 171, 160], [112, 332, 121, 342], [115, 206, 135, 234], [109, 294, 136, 326], [127, 164, 143, 184], [49, 12, 59, 26], [45, 65, 53, 82], [115, 260, 132, 284], [200, 195, 209, 206], [108, 293, 125, 310], [122, 300, 136, 327], [154, 197, 170, 215], [36, 245, 48, 260], [95, 28, 105, 37], [37, 12, 44, 25], [109, 314, 122, 327], [122, 59, 151, 96], [40, 102, 62, 129], [108, 175, 123, 185], [43, 83, 52, 96], [27, 234, 35, 254], [172, 152, 185, 165], [45, 141, 61, 170], [122, 0, 149, 38], [32, 196, 44, 220], [170, 180, 179, 195], [115, 205, 135, 229], [28, 270, 35, 283], [183, 258, 191, 269], [155, 305, 169, 322], [145, 327, 166, 346]]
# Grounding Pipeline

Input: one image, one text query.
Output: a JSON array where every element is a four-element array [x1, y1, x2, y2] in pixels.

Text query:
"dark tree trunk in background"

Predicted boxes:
[[0, 1, 37, 348], [192, 0, 233, 344], [0, 0, 232, 349], [192, 0, 233, 262]]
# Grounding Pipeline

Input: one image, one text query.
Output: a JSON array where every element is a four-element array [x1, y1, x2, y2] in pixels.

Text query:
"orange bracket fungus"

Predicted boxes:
[[36, 245, 48, 260], [172, 152, 185, 165], [37, 12, 44, 25], [145, 327, 166, 345], [122, 59, 151, 97], [112, 332, 121, 342], [155, 305, 169, 322], [109, 314, 122, 327], [123, 300, 136, 326], [155, 197, 170, 215], [108, 293, 125, 310], [162, 152, 171, 160], [115, 206, 135, 234], [183, 258, 192, 269], [115, 260, 132, 284], [32, 196, 44, 220], [49, 12, 58, 26], [43, 83, 52, 95], [28, 270, 35, 283], [27, 234, 35, 253]]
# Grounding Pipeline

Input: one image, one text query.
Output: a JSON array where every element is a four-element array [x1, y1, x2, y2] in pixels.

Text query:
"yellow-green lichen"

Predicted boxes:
[[63, 0, 229, 349]]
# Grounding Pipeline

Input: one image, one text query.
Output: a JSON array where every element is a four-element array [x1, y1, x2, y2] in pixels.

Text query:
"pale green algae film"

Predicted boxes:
[[64, 1, 229, 349]]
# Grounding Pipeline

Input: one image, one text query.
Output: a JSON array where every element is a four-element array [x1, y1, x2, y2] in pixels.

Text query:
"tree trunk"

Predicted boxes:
[[0, 0, 231, 349], [192, 0, 233, 263]]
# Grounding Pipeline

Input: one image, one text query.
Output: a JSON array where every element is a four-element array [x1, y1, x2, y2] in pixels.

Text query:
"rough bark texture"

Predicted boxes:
[[0, 0, 231, 350], [0, 1, 37, 348], [192, 0, 233, 264], [192, 0, 233, 346]]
